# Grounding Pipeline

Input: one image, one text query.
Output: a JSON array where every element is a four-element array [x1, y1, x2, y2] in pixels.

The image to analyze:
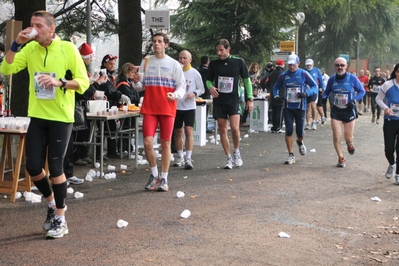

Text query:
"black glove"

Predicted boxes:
[[346, 100, 355, 109], [274, 96, 283, 104], [297, 92, 307, 98], [322, 98, 328, 105]]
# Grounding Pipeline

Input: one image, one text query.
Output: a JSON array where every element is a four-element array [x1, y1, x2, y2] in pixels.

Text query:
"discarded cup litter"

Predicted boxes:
[[31, 194, 42, 203], [120, 164, 127, 170], [24, 192, 42, 203], [243, 134, 249, 138], [108, 165, 116, 171], [24, 191, 32, 201], [176, 191, 185, 198], [94, 162, 100, 168], [85, 175, 93, 182], [87, 169, 96, 177], [15, 192, 22, 199], [117, 219, 128, 228], [310, 148, 316, 153], [371, 197, 381, 202], [278, 232, 291, 238], [67, 187, 74, 194], [180, 209, 191, 219], [74, 192, 84, 199]]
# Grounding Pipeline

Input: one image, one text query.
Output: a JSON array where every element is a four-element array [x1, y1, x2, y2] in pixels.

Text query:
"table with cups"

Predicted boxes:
[[81, 108, 140, 175], [0, 117, 32, 202]]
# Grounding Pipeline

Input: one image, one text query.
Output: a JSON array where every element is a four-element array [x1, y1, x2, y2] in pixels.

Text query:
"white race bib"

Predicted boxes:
[[218, 76, 234, 93], [372, 85, 380, 93], [287, 87, 301, 103], [34, 72, 57, 99], [333, 93, 348, 108], [390, 103, 399, 117]]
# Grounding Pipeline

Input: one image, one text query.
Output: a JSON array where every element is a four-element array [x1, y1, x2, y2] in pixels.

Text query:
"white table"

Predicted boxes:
[[82, 111, 140, 175]]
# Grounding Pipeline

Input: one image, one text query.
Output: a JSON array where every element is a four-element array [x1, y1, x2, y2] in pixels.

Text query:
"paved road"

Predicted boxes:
[[1, 112, 398, 265]]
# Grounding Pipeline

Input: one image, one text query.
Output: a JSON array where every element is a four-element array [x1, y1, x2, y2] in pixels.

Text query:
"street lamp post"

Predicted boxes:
[[295, 12, 305, 55], [356, 33, 361, 75]]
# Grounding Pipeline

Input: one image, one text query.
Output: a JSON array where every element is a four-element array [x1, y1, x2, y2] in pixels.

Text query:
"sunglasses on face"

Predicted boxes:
[[335, 64, 346, 67]]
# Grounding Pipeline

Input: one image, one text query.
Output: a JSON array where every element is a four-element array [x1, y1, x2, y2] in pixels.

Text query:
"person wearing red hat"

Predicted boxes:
[[265, 59, 285, 133], [63, 43, 97, 185]]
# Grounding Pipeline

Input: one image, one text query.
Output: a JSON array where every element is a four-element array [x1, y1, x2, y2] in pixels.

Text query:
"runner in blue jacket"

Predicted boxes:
[[273, 54, 318, 165]]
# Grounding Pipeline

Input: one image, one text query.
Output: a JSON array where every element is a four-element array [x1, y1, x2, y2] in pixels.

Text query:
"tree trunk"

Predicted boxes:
[[10, 0, 45, 116], [118, 0, 142, 67]]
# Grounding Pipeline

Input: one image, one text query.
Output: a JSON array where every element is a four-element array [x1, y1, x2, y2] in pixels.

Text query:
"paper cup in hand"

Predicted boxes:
[[27, 28, 38, 39], [95, 90, 105, 100], [138, 72, 144, 82]]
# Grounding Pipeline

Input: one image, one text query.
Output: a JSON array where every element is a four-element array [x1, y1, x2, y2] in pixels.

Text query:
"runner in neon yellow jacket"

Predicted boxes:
[[0, 10, 89, 239], [1, 34, 89, 122]]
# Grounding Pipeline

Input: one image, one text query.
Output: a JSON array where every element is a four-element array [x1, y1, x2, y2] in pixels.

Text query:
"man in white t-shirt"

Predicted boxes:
[[173, 50, 205, 169]]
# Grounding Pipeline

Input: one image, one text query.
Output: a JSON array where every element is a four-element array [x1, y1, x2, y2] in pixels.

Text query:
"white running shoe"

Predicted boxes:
[[224, 158, 234, 169], [173, 157, 184, 167], [311, 122, 317, 130], [386, 164, 396, 179], [46, 218, 68, 239], [284, 155, 295, 165], [297, 140, 306, 155], [233, 152, 243, 167], [305, 123, 311, 130], [185, 158, 194, 170], [66, 176, 84, 185]]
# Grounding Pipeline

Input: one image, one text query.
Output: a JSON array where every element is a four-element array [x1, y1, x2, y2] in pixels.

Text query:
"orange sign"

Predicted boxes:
[[280, 41, 295, 52]]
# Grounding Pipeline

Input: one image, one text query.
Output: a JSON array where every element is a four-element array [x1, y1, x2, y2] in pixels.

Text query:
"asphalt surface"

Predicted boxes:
[[1, 111, 399, 266]]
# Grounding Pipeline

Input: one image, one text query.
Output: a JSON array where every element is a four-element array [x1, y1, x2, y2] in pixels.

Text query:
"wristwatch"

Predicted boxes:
[[59, 78, 67, 88], [248, 97, 254, 102], [193, 92, 198, 97]]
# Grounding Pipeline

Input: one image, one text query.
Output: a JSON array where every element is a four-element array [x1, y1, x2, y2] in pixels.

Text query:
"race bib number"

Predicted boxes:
[[287, 87, 301, 103], [34, 72, 57, 99], [372, 85, 380, 93], [391, 103, 399, 117], [333, 93, 348, 107], [218, 76, 234, 93]]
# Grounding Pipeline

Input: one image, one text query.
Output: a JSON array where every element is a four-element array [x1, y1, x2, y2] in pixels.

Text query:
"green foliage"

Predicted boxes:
[[304, 0, 399, 71], [53, 0, 118, 41], [166, 0, 295, 66]]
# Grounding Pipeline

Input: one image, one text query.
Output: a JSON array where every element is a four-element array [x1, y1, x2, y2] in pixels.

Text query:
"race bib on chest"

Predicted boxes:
[[218, 76, 234, 93], [34, 72, 57, 99], [333, 93, 348, 107], [287, 87, 301, 103], [372, 85, 380, 93], [390, 103, 399, 117]]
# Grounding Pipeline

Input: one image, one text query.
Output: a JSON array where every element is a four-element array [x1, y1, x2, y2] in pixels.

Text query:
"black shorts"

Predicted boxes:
[[306, 93, 318, 103], [331, 105, 358, 123], [213, 102, 241, 119], [316, 91, 323, 107], [174, 109, 196, 129]]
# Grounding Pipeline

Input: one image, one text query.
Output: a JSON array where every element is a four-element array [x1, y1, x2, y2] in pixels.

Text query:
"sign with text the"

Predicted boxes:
[[145, 10, 170, 30]]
